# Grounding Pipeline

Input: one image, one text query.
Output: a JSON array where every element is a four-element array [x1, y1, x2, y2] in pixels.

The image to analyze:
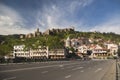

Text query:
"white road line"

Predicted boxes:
[[0, 63, 81, 73], [80, 70, 84, 72], [41, 71, 48, 74], [59, 65, 64, 67], [65, 75, 71, 79], [95, 68, 102, 73], [3, 77, 16, 80], [72, 67, 83, 70]]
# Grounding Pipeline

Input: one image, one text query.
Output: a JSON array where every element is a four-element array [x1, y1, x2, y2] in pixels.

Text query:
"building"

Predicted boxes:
[[30, 46, 49, 59], [65, 37, 90, 48], [49, 49, 66, 59], [106, 43, 118, 57], [77, 45, 88, 58], [13, 45, 66, 60], [13, 45, 29, 58], [65, 36, 71, 47], [78, 45, 88, 54], [20, 27, 74, 38], [43, 27, 75, 35], [71, 38, 79, 49], [79, 37, 90, 45], [43, 29, 52, 35], [20, 28, 42, 39], [33, 28, 42, 37], [90, 45, 108, 59], [13, 45, 48, 59]]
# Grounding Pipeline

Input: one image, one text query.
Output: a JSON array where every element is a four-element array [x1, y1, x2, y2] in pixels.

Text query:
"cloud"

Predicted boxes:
[[0, 4, 35, 35], [0, 15, 35, 35], [35, 0, 94, 31], [69, 0, 93, 13], [90, 15, 120, 34], [1, 0, 120, 35], [0, 0, 94, 35]]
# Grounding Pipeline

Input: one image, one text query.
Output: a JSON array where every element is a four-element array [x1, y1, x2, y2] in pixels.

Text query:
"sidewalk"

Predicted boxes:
[[102, 60, 116, 80]]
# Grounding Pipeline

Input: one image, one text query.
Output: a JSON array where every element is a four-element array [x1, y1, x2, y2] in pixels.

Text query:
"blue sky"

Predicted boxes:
[[0, 0, 120, 35]]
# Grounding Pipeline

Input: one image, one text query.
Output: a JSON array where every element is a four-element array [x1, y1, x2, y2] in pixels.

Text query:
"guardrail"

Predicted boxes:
[[116, 59, 120, 80]]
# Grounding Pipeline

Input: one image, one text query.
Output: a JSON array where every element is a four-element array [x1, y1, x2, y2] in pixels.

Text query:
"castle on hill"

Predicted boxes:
[[20, 27, 75, 39]]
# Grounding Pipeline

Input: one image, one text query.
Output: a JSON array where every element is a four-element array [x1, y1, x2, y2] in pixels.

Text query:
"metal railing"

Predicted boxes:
[[116, 59, 120, 80]]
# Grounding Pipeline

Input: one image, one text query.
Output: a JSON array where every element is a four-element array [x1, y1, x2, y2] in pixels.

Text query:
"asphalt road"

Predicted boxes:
[[0, 60, 115, 80]]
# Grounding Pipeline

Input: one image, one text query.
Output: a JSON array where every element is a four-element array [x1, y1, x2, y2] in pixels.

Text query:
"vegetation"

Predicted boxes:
[[0, 31, 120, 56]]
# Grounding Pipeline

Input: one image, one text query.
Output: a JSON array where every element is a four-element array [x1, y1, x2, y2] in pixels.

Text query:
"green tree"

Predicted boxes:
[[0, 45, 12, 56]]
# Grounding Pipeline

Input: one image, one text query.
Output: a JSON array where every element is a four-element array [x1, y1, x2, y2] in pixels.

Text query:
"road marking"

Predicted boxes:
[[95, 68, 102, 73], [81, 70, 84, 72], [41, 71, 48, 74], [65, 75, 71, 78], [59, 65, 64, 67], [3, 77, 16, 80], [0, 63, 81, 73], [72, 67, 83, 70]]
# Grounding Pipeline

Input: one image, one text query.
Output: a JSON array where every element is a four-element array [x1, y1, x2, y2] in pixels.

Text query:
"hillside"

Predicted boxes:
[[0, 31, 120, 56]]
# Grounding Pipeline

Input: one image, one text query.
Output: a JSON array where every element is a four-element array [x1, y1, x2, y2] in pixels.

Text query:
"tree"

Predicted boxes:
[[118, 47, 120, 57], [0, 45, 12, 56]]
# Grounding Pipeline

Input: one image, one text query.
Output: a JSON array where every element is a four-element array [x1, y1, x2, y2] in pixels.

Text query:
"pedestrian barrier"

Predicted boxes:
[[116, 60, 120, 80]]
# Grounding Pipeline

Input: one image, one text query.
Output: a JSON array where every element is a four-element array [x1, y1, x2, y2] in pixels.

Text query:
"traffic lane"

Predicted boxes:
[[22, 60, 113, 80], [0, 61, 74, 71], [41, 60, 113, 80], [0, 62, 82, 73], [0, 60, 109, 79], [0, 61, 89, 80], [0, 60, 98, 72], [0, 62, 83, 80], [0, 60, 113, 80], [64, 60, 114, 80], [0, 60, 94, 71]]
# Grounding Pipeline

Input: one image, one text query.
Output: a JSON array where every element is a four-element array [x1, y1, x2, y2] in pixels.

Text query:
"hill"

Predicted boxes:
[[0, 30, 120, 56]]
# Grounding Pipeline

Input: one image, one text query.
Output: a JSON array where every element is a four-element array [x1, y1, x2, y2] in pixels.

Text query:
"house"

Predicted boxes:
[[106, 43, 118, 57], [65, 37, 90, 48], [77, 45, 88, 58], [90, 45, 108, 59]]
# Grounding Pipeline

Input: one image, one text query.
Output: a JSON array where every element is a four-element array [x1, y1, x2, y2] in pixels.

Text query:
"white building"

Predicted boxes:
[[78, 45, 88, 54], [13, 45, 66, 59], [13, 45, 29, 58], [30, 46, 49, 59], [65, 36, 71, 47], [106, 43, 118, 56], [77, 45, 88, 58], [90, 45, 107, 59]]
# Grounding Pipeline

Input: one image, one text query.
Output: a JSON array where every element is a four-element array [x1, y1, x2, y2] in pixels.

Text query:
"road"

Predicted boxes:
[[0, 60, 115, 80]]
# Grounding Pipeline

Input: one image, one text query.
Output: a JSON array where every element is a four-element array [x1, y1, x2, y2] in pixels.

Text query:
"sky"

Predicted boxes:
[[0, 0, 120, 35]]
